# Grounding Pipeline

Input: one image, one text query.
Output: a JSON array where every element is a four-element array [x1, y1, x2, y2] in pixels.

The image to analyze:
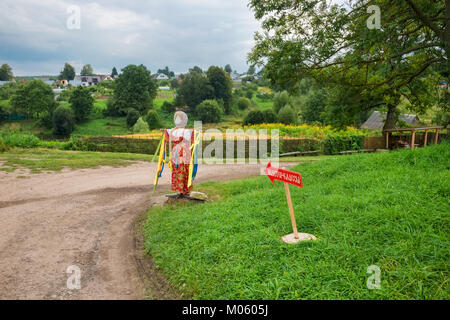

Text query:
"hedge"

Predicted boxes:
[[323, 135, 365, 155]]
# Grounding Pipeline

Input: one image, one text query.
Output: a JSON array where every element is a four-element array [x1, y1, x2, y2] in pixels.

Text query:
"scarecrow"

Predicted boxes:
[[153, 111, 201, 198]]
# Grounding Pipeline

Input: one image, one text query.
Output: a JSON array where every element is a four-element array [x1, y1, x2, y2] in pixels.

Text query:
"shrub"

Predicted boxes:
[[237, 97, 251, 110], [0, 132, 41, 148], [133, 117, 150, 133], [278, 105, 297, 125], [323, 135, 365, 155], [273, 91, 290, 114], [52, 105, 75, 136], [245, 90, 253, 99], [161, 101, 176, 113], [262, 109, 278, 123], [145, 110, 162, 130], [196, 100, 223, 123], [243, 110, 265, 126], [126, 108, 140, 127]]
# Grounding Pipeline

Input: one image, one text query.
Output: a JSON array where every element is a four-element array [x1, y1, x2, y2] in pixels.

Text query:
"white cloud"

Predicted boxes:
[[0, 0, 261, 75]]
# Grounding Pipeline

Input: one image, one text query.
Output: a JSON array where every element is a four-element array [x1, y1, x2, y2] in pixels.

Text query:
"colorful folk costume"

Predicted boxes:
[[153, 111, 201, 196]]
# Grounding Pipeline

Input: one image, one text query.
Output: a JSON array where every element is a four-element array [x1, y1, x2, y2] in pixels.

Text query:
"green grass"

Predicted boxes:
[[253, 95, 274, 111], [0, 120, 50, 137], [0, 148, 153, 173], [72, 117, 129, 136], [143, 143, 450, 299]]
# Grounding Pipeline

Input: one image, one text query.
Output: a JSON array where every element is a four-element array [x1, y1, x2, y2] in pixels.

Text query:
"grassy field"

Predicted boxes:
[[72, 117, 129, 136], [0, 148, 152, 173], [143, 143, 450, 299]]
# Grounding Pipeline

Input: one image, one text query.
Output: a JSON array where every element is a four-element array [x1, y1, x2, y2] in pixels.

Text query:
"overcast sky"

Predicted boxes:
[[0, 0, 261, 76]]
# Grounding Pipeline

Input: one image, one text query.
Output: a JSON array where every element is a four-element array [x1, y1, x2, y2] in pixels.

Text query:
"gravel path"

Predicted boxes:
[[0, 161, 295, 300]]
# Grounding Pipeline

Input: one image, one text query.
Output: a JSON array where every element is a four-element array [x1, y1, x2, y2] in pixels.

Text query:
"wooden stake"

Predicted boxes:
[[434, 128, 439, 144], [385, 132, 389, 149], [424, 130, 428, 147], [284, 182, 299, 239], [411, 130, 416, 149]]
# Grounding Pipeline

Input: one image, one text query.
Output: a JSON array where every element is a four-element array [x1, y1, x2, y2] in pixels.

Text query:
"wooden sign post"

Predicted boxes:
[[265, 162, 317, 244]]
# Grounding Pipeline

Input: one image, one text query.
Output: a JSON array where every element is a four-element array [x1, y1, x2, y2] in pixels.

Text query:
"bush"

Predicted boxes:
[[273, 91, 290, 114], [161, 101, 176, 113], [133, 117, 150, 133], [52, 105, 75, 136], [126, 108, 140, 128], [262, 109, 278, 123], [0, 132, 41, 148], [237, 97, 251, 110], [145, 110, 162, 130], [243, 110, 265, 125], [196, 100, 223, 123], [278, 105, 296, 125], [323, 135, 365, 155], [245, 90, 254, 99]]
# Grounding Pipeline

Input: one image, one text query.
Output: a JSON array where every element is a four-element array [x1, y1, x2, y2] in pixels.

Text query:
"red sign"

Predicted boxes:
[[264, 162, 303, 188]]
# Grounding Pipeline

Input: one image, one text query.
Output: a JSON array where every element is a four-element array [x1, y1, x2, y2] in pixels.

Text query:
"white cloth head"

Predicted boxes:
[[174, 111, 188, 128]]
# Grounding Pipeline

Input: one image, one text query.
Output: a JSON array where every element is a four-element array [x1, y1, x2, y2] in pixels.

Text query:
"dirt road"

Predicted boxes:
[[0, 161, 295, 300]]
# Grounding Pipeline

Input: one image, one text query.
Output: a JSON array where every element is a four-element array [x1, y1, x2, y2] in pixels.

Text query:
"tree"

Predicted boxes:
[[69, 86, 94, 122], [111, 67, 118, 78], [80, 64, 94, 76], [206, 66, 233, 114], [133, 117, 150, 133], [59, 63, 75, 81], [262, 109, 278, 123], [224, 64, 232, 74], [302, 89, 327, 124], [278, 105, 297, 125], [157, 66, 175, 78], [273, 91, 290, 114], [249, 0, 449, 129], [237, 97, 251, 110], [126, 108, 140, 127], [10, 80, 57, 120], [113, 64, 157, 115], [196, 100, 223, 123], [243, 110, 265, 125], [145, 110, 162, 129], [53, 105, 75, 136], [189, 66, 203, 74], [176, 71, 214, 112], [0, 64, 13, 81]]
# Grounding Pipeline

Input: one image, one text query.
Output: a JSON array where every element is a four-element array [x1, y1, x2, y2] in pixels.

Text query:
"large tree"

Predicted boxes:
[[111, 67, 118, 78], [10, 80, 57, 120], [80, 64, 94, 76], [59, 63, 76, 81], [0, 64, 13, 81], [224, 64, 233, 74], [112, 64, 157, 115], [206, 66, 233, 114], [176, 71, 214, 112], [69, 85, 94, 122], [249, 0, 449, 129]]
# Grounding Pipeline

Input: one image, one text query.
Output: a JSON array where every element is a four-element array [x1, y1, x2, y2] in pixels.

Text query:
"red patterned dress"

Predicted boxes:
[[165, 128, 194, 195]]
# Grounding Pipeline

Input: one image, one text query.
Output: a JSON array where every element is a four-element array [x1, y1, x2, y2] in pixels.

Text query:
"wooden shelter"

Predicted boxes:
[[383, 126, 444, 149]]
